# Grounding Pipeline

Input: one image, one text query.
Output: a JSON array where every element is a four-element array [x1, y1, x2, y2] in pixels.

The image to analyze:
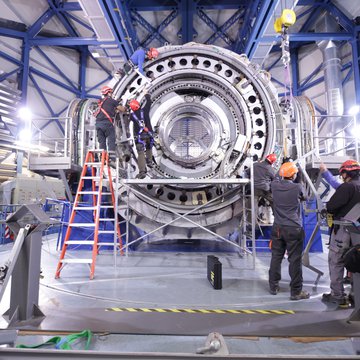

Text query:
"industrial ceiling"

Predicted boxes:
[[0, 0, 359, 168]]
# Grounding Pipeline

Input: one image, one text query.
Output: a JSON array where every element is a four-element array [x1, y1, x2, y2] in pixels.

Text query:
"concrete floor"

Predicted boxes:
[[0, 233, 360, 357]]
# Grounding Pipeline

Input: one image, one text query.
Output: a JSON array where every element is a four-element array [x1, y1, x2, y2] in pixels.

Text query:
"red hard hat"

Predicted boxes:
[[266, 153, 277, 164], [279, 162, 298, 178], [129, 99, 140, 111], [101, 86, 113, 95], [339, 159, 360, 173], [147, 48, 159, 59]]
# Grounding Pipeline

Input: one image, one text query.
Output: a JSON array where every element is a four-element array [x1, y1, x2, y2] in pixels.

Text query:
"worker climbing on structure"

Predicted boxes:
[[129, 89, 155, 179], [116, 47, 159, 85]]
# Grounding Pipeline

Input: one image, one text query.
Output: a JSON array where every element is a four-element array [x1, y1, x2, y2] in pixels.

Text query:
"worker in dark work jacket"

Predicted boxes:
[[269, 162, 310, 301], [129, 92, 154, 179], [322, 159, 360, 305], [253, 153, 277, 207], [94, 86, 122, 157]]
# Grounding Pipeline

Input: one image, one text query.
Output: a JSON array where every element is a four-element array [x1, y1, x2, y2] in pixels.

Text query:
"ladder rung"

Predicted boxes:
[[60, 259, 93, 264], [100, 205, 113, 208], [74, 206, 97, 210], [98, 230, 115, 234], [98, 242, 118, 246], [78, 191, 112, 195], [66, 240, 95, 245], [69, 223, 96, 227], [82, 176, 101, 180], [99, 218, 115, 221]]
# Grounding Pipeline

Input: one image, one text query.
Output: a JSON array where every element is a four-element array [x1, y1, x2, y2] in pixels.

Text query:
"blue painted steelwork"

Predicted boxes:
[[197, 9, 233, 46], [19, 35, 30, 104], [300, 1, 328, 33], [27, 9, 54, 38], [28, 72, 56, 118], [234, 0, 261, 54], [325, 2, 354, 32], [142, 10, 178, 48], [180, 0, 195, 43], [0, 69, 19, 83], [131, 10, 169, 46], [79, 47, 87, 99], [34, 47, 78, 91], [102, 0, 133, 59], [203, 8, 245, 46], [246, 0, 280, 59], [114, 0, 139, 51]]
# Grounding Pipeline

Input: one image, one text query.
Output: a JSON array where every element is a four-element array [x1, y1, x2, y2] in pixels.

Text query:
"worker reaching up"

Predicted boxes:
[[94, 86, 123, 158], [117, 47, 159, 78], [129, 90, 154, 179], [322, 160, 360, 306], [269, 161, 310, 301]]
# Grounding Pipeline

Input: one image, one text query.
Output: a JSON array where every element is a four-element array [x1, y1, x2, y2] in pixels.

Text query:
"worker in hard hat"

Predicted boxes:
[[253, 153, 277, 208], [129, 90, 154, 179], [94, 86, 123, 157], [269, 162, 310, 301], [117, 47, 159, 78], [322, 159, 360, 306]]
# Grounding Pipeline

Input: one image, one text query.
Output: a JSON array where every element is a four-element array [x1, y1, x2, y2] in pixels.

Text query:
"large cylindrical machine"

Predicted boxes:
[[67, 43, 315, 241], [111, 43, 283, 240]]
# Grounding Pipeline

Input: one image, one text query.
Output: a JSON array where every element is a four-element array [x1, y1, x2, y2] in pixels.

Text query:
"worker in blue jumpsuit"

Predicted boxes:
[[322, 160, 360, 305], [269, 162, 310, 301], [129, 92, 154, 179], [120, 47, 159, 76]]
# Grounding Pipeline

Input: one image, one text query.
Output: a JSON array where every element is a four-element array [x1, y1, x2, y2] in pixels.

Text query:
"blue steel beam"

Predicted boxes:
[[0, 50, 22, 66], [131, 10, 169, 46], [27, 9, 54, 38], [257, 33, 353, 43], [246, 0, 280, 59], [234, 0, 261, 54], [30, 67, 80, 95], [180, 0, 196, 43], [0, 27, 25, 39], [142, 10, 178, 48], [204, 8, 245, 47], [62, 12, 94, 32], [79, 46, 87, 99], [19, 35, 30, 104], [47, 0, 78, 37], [34, 47, 78, 91], [129, 0, 247, 10], [0, 69, 19, 83], [300, 0, 329, 32], [197, 9, 233, 46], [28, 72, 56, 117], [325, 2, 354, 33], [29, 37, 113, 46], [114, 0, 139, 51], [103, 0, 133, 59]]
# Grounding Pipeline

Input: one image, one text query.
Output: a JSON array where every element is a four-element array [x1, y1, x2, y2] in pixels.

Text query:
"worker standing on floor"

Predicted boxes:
[[94, 86, 123, 159], [129, 90, 154, 179], [322, 160, 360, 306], [268, 162, 310, 300]]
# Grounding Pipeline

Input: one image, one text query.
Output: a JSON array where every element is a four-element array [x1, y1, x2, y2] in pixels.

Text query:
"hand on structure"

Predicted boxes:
[[319, 163, 327, 173]]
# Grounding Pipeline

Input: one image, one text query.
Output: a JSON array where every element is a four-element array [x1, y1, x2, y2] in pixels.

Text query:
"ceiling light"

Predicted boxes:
[[349, 105, 359, 116], [18, 107, 33, 122]]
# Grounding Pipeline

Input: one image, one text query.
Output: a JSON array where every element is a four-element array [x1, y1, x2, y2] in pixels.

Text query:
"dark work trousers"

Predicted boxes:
[[269, 223, 305, 296], [96, 120, 116, 153], [328, 225, 351, 299], [135, 132, 153, 174]]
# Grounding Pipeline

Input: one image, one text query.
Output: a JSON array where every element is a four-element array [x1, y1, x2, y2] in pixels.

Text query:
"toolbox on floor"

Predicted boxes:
[[207, 255, 222, 289]]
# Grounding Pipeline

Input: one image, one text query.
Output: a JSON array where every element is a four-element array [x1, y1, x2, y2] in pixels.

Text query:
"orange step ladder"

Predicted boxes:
[[55, 150, 122, 279]]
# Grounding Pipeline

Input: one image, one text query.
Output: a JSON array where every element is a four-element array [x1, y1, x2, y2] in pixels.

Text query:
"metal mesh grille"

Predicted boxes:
[[168, 118, 211, 160]]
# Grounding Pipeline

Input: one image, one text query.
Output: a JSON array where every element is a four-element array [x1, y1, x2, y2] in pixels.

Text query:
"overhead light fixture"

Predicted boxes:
[[18, 107, 33, 122], [349, 105, 359, 116]]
